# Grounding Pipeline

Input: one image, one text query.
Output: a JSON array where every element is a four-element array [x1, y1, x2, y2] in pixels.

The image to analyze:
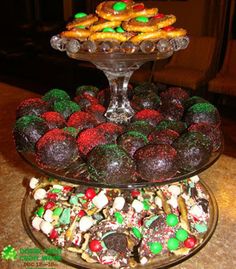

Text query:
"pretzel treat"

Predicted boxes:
[[66, 14, 98, 30]]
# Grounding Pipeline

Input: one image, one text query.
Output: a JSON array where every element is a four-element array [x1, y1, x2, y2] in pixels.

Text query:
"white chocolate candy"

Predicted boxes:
[[40, 220, 53, 235], [33, 188, 46, 200], [140, 257, 148, 265], [154, 196, 162, 208], [52, 184, 63, 190], [167, 196, 178, 208], [79, 216, 94, 232], [44, 209, 53, 223], [168, 185, 181, 196], [132, 199, 143, 213], [32, 216, 43, 230], [189, 204, 203, 218], [190, 175, 200, 183], [113, 196, 125, 211], [92, 192, 108, 209], [29, 177, 39, 189]]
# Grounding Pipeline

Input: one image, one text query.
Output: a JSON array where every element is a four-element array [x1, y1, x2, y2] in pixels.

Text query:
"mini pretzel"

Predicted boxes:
[[96, 1, 133, 21], [130, 30, 167, 44], [90, 19, 121, 32], [61, 29, 91, 40], [122, 14, 176, 33], [66, 14, 98, 30], [163, 26, 187, 38], [130, 3, 158, 18], [89, 32, 128, 43]]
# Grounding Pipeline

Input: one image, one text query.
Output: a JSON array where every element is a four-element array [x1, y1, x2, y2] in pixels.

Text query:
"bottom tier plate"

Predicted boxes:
[[21, 178, 218, 269]]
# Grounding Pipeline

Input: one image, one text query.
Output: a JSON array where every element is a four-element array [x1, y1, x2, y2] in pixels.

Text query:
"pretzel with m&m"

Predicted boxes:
[[61, 28, 92, 40], [90, 18, 122, 32], [130, 30, 167, 44], [96, 1, 134, 21], [130, 2, 158, 18], [66, 13, 98, 30], [122, 14, 176, 33], [163, 26, 187, 38]]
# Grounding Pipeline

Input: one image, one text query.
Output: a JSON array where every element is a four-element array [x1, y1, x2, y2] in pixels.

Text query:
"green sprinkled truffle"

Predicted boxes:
[[125, 131, 148, 143], [63, 127, 80, 137], [53, 100, 81, 119], [189, 103, 217, 114], [42, 89, 70, 104], [76, 85, 99, 97], [14, 115, 45, 130]]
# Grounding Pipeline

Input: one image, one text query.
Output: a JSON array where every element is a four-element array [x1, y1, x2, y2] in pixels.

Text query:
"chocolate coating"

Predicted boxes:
[[13, 115, 49, 152], [134, 144, 178, 181], [42, 89, 70, 105], [41, 112, 66, 129], [76, 85, 99, 97], [125, 120, 154, 136], [117, 131, 148, 157], [132, 92, 161, 111], [103, 233, 128, 253], [36, 129, 79, 170], [87, 144, 136, 183], [148, 129, 179, 145], [156, 120, 187, 134], [160, 87, 189, 105], [132, 109, 163, 127], [67, 111, 98, 131], [184, 96, 209, 110], [160, 102, 184, 121], [16, 98, 50, 118], [173, 131, 213, 171]]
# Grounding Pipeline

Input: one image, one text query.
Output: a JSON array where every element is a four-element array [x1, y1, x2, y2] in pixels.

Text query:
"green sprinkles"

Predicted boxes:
[[14, 115, 45, 130], [74, 12, 87, 19], [189, 103, 217, 114], [42, 89, 70, 103], [125, 131, 148, 143]]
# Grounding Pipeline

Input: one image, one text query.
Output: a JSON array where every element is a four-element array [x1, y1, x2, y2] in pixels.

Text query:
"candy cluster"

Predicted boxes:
[[30, 175, 210, 268], [51, 0, 189, 54]]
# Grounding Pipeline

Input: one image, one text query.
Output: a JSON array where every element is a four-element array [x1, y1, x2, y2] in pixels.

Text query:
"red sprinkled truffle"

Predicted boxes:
[[132, 109, 163, 126], [67, 111, 97, 130], [41, 111, 66, 129], [148, 129, 179, 145], [96, 122, 124, 142]]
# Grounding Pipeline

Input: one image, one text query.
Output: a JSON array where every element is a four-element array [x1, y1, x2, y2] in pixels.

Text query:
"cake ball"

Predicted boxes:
[[160, 102, 184, 121], [131, 92, 161, 111], [67, 111, 98, 131], [188, 123, 222, 152], [41, 112, 66, 129], [36, 129, 79, 170], [85, 104, 106, 124], [96, 122, 124, 142], [97, 89, 106, 106], [132, 109, 163, 127], [133, 82, 159, 96], [134, 144, 178, 181], [125, 120, 154, 136], [184, 96, 209, 110], [156, 120, 187, 134], [63, 127, 80, 138], [42, 88, 70, 105], [53, 100, 81, 120], [77, 128, 108, 156], [117, 131, 148, 157], [184, 103, 221, 126], [160, 87, 189, 105], [76, 85, 99, 97], [16, 98, 50, 118], [173, 132, 213, 171], [148, 129, 179, 145], [74, 93, 99, 110], [13, 115, 49, 152], [87, 144, 136, 184]]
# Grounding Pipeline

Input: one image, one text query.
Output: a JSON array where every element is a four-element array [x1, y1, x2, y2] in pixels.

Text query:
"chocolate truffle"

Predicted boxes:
[[96, 122, 124, 142], [63, 127, 80, 138], [134, 144, 178, 181], [77, 127, 108, 156], [67, 111, 98, 131], [36, 129, 79, 170], [117, 131, 148, 157], [87, 144, 136, 184], [160, 87, 189, 105], [148, 129, 179, 145], [184, 103, 221, 126], [53, 100, 81, 119], [86, 104, 106, 123], [13, 115, 49, 152], [184, 96, 209, 110], [132, 109, 163, 127], [133, 82, 159, 96], [76, 85, 99, 97], [173, 131, 213, 171], [74, 93, 99, 110], [126, 120, 154, 136], [42, 88, 70, 105], [160, 102, 184, 121], [16, 98, 50, 118], [188, 123, 222, 152], [156, 120, 187, 134], [131, 92, 161, 111], [41, 112, 66, 129]]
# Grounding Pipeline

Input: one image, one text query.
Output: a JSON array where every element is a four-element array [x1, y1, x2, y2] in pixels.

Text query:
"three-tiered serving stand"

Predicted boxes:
[[20, 35, 221, 269]]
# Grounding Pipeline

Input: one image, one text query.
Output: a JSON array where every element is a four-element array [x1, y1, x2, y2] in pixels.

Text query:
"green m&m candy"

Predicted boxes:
[[136, 16, 149, 23], [148, 242, 163, 254], [74, 12, 87, 19], [37, 207, 45, 217], [132, 227, 142, 239], [114, 212, 123, 224], [116, 26, 125, 33], [167, 238, 179, 251], [166, 214, 179, 227], [176, 229, 188, 242], [113, 2, 127, 11], [102, 27, 116, 33], [76, 25, 86, 29]]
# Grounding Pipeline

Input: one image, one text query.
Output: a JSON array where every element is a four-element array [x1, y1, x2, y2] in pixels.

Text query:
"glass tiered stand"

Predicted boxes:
[[20, 35, 221, 269]]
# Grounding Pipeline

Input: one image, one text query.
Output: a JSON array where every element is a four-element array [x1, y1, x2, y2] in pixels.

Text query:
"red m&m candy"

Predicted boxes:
[[85, 188, 96, 200], [184, 236, 197, 248], [78, 210, 86, 218], [89, 239, 103, 252], [133, 4, 145, 11], [44, 201, 55, 210]]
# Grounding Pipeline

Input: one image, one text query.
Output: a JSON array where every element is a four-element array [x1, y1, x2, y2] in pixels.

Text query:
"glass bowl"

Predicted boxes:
[[21, 178, 218, 269]]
